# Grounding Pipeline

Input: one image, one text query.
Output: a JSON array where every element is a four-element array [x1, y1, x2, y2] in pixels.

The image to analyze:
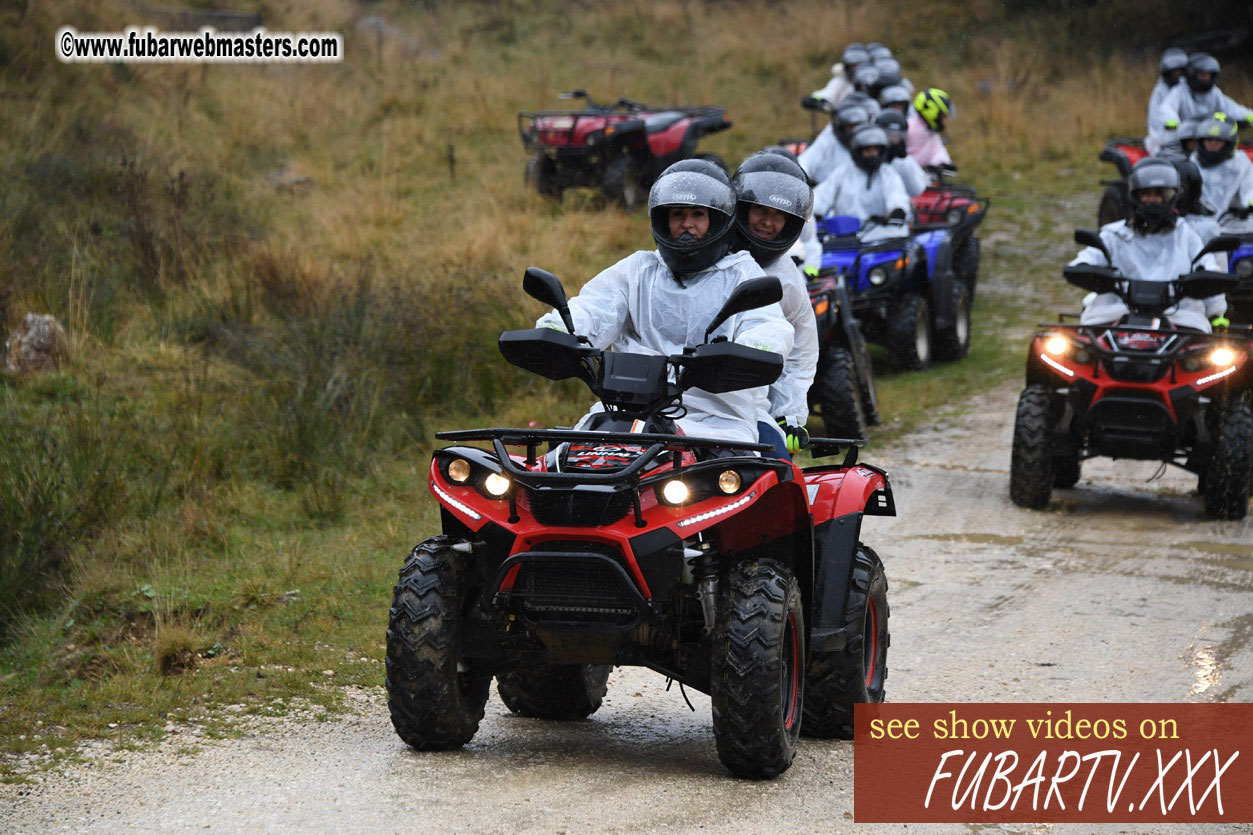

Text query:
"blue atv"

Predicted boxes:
[[815, 213, 980, 370], [1224, 219, 1253, 325]]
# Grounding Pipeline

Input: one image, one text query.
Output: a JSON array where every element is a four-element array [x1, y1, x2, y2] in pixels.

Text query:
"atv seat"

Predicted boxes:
[[643, 111, 685, 133]]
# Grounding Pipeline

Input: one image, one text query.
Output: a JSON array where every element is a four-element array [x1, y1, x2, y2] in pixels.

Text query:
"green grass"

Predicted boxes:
[[1, 0, 1250, 780]]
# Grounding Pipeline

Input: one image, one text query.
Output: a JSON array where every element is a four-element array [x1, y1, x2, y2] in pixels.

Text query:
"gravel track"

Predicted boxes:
[[3, 382, 1251, 834]]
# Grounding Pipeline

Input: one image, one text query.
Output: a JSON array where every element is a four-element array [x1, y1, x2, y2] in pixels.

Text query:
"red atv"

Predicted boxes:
[[1096, 136, 1253, 226], [519, 91, 731, 209], [386, 268, 895, 779], [1010, 230, 1252, 519]]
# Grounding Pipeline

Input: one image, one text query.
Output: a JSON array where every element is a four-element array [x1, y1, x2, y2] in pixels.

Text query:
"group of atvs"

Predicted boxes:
[[519, 88, 990, 443], [381, 73, 1253, 786]]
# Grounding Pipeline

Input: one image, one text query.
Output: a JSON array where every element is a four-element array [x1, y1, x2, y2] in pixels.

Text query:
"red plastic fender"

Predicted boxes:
[[803, 464, 891, 525]]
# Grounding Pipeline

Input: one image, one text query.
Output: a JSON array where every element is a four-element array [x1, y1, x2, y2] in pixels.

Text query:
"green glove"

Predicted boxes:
[[803, 266, 819, 279], [776, 417, 810, 454], [1212, 316, 1230, 330]]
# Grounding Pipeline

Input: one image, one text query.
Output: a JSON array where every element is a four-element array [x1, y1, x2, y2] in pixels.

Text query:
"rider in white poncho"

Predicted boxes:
[[730, 149, 820, 457], [536, 159, 793, 446], [1072, 158, 1221, 333]]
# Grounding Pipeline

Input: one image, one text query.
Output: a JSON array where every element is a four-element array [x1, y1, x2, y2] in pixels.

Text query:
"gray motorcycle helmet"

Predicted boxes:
[[1186, 52, 1220, 94], [866, 43, 893, 62], [1195, 116, 1238, 167], [841, 45, 869, 75], [731, 151, 814, 264], [849, 124, 890, 174], [852, 64, 881, 95], [875, 109, 909, 159], [878, 84, 912, 114], [648, 159, 737, 278], [1126, 156, 1181, 231], [1159, 47, 1187, 85], [832, 102, 872, 148]]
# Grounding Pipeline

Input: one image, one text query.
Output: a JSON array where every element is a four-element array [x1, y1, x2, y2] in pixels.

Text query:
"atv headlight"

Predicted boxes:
[[717, 470, 742, 495], [447, 458, 472, 483], [483, 473, 512, 497], [946, 208, 964, 224], [662, 479, 690, 505], [1044, 336, 1069, 356], [868, 267, 888, 286], [1210, 347, 1237, 367], [1236, 259, 1253, 279]]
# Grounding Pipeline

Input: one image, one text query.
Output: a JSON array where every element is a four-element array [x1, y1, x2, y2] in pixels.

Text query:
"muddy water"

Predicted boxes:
[[3, 383, 1250, 834]]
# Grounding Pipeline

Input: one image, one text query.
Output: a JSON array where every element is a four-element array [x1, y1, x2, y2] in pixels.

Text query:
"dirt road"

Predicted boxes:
[[3, 382, 1251, 834]]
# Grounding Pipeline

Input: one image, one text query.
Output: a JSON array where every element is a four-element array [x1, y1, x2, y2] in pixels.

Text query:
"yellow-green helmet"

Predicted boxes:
[[913, 88, 954, 132]]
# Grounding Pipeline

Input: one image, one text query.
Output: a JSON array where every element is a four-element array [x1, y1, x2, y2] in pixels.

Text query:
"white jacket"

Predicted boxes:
[[1155, 84, 1253, 139], [1071, 220, 1220, 332], [1193, 150, 1253, 215], [1145, 78, 1181, 154], [891, 155, 929, 197], [812, 67, 854, 107], [799, 125, 853, 188], [536, 250, 794, 445], [813, 161, 910, 222], [758, 254, 819, 424], [1180, 213, 1229, 317]]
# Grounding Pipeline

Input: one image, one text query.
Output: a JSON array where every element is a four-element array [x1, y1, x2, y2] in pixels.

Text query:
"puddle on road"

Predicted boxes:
[[910, 533, 1025, 547], [1171, 541, 1253, 570], [1188, 614, 1253, 701]]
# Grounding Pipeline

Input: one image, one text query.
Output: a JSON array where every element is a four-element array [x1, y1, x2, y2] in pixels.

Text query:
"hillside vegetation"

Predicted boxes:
[[1, 0, 1249, 773]]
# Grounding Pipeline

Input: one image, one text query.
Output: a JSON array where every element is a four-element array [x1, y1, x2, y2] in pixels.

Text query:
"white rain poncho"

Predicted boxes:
[[812, 66, 855, 108], [1145, 78, 1182, 154], [813, 161, 910, 222], [1193, 150, 1253, 216], [1180, 212, 1229, 318], [1071, 219, 1221, 332], [891, 154, 929, 197], [756, 254, 819, 425], [799, 125, 853, 188], [1155, 84, 1253, 143], [535, 249, 793, 445]]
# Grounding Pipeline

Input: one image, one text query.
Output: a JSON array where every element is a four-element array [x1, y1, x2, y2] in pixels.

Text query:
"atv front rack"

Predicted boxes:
[[436, 428, 863, 526]]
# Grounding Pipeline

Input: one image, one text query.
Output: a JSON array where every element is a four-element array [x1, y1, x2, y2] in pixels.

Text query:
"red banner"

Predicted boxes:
[[854, 703, 1253, 823]]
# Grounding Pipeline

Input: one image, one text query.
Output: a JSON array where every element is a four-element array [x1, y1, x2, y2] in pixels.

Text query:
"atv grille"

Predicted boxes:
[[515, 559, 637, 624], [524, 486, 634, 526], [1105, 359, 1168, 383], [1087, 393, 1176, 458]]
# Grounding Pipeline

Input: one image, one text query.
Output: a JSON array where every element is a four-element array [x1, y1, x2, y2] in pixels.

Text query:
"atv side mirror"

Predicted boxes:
[[523, 267, 576, 335], [1193, 234, 1241, 266], [1074, 228, 1112, 263], [703, 276, 783, 342]]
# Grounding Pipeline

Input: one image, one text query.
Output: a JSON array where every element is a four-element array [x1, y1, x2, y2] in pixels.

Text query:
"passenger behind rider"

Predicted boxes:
[[1073, 157, 1221, 333], [535, 159, 793, 446], [1156, 53, 1253, 150], [1145, 48, 1188, 154], [813, 125, 911, 225], [907, 88, 954, 170], [730, 149, 820, 458], [811, 44, 867, 108], [1192, 116, 1253, 227], [876, 109, 928, 197], [1173, 157, 1229, 324]]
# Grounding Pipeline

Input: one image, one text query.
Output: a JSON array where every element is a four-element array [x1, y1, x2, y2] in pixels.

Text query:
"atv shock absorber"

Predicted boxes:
[[686, 536, 719, 636]]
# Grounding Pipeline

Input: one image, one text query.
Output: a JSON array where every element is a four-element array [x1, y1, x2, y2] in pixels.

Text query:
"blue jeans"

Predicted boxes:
[[757, 421, 792, 461]]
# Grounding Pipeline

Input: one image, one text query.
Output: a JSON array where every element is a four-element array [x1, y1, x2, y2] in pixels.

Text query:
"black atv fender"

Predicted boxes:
[[926, 236, 958, 332], [1099, 145, 1132, 179], [832, 280, 875, 395]]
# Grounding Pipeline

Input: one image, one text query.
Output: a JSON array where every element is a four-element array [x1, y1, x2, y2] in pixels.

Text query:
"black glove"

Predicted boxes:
[[776, 417, 810, 454]]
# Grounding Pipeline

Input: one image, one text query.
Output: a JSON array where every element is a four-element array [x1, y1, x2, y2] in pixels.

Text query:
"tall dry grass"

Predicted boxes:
[[1, 0, 1251, 712]]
